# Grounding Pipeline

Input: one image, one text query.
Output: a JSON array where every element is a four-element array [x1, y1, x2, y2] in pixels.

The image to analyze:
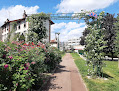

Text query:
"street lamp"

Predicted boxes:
[[55, 32, 60, 50]]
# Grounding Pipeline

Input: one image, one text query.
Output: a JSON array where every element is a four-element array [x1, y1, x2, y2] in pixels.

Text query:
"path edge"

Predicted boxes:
[[71, 53, 88, 91]]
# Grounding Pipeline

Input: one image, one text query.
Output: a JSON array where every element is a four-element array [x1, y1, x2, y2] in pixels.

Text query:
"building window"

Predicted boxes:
[[18, 25, 20, 29], [5, 27, 6, 32], [24, 23, 26, 28]]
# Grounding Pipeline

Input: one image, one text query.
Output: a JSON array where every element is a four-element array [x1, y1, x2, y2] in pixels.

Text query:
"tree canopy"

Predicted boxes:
[[102, 13, 116, 60]]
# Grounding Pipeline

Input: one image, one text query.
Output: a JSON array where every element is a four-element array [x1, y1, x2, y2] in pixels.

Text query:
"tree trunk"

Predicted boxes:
[[111, 52, 113, 61]]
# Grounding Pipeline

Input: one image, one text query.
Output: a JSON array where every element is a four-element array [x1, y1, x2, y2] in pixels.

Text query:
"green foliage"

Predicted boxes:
[[78, 50, 84, 55], [44, 47, 62, 72], [80, 28, 91, 45], [27, 12, 50, 42], [85, 28, 106, 77], [114, 14, 119, 55], [6, 22, 17, 42], [19, 33, 25, 41], [84, 12, 107, 77], [102, 13, 116, 60], [0, 41, 62, 90]]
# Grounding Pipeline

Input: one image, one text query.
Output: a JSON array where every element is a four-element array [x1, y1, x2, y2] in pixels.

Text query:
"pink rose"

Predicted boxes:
[[31, 61, 36, 65], [20, 49, 23, 51], [7, 46, 11, 50], [16, 83, 18, 86], [26, 63, 30, 67], [27, 89, 30, 91], [8, 56, 13, 59], [2, 54, 6, 59], [25, 67, 29, 70], [4, 64, 8, 68], [24, 63, 27, 67]]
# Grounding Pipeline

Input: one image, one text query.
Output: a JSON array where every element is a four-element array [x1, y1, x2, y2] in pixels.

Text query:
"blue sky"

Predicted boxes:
[[0, 0, 60, 13], [0, 0, 119, 41]]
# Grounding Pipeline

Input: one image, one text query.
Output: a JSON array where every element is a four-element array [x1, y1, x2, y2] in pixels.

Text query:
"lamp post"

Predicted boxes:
[[55, 32, 60, 50]]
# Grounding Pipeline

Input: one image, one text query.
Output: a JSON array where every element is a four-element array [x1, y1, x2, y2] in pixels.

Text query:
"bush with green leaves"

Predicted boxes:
[[0, 41, 62, 90], [84, 12, 107, 77], [44, 47, 62, 72], [0, 41, 45, 91], [85, 28, 106, 77]]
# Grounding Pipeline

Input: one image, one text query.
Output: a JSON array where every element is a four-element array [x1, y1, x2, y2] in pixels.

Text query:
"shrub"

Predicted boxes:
[[78, 50, 84, 55], [44, 47, 62, 72], [0, 41, 62, 90]]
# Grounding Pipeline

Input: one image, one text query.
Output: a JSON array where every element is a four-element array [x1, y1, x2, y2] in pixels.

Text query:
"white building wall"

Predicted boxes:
[[15, 20, 28, 34], [51, 43, 57, 48], [2, 24, 9, 41], [43, 20, 50, 43], [68, 38, 80, 47], [1, 19, 51, 42]]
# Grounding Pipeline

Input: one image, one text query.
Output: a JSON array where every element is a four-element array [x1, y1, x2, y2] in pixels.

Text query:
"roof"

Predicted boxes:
[[1, 18, 54, 27], [49, 20, 54, 25], [1, 18, 25, 27], [50, 40, 57, 43], [9, 18, 25, 23]]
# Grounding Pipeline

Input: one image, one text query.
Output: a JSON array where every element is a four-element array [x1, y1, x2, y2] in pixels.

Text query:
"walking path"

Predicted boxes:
[[42, 53, 87, 91]]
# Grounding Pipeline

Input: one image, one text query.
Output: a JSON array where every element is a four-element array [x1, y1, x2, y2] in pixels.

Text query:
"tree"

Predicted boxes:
[[114, 14, 119, 53], [85, 12, 106, 77], [80, 28, 90, 45], [102, 13, 116, 61], [114, 14, 119, 68], [27, 12, 50, 43], [6, 22, 17, 42], [80, 11, 103, 46], [19, 33, 25, 41]]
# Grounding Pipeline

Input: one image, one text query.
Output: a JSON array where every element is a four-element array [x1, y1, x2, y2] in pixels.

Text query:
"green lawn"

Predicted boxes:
[[71, 53, 119, 91]]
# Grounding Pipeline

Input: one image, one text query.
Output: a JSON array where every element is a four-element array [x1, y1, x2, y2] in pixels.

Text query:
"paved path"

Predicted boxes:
[[42, 53, 87, 91]]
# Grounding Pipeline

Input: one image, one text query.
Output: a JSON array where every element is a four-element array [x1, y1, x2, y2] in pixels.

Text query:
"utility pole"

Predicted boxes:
[[55, 32, 60, 50]]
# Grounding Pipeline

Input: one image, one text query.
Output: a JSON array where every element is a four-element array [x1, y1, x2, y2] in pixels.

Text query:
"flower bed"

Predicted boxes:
[[0, 41, 62, 91]]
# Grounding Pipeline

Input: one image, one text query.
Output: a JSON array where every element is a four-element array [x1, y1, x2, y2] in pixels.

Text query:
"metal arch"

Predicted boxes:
[[47, 13, 86, 20], [27, 12, 100, 20]]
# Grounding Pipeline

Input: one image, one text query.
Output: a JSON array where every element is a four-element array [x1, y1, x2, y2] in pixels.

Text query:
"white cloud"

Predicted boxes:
[[56, 0, 117, 13], [0, 5, 39, 26], [51, 22, 86, 42], [51, 22, 66, 32]]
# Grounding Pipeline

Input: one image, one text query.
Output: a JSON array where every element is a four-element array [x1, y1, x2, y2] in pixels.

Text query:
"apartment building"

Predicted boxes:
[[0, 10, 54, 42], [68, 38, 80, 47], [64, 38, 84, 51]]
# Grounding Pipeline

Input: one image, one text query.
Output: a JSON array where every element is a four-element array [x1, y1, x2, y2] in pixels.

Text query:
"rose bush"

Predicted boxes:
[[0, 41, 62, 91], [44, 47, 62, 72]]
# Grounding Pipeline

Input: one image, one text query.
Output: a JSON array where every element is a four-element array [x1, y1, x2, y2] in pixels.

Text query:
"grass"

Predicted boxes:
[[71, 53, 119, 91], [61, 52, 66, 57]]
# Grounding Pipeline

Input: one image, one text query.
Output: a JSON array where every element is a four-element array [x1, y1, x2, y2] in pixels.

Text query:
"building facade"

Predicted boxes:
[[0, 11, 54, 42], [67, 38, 81, 49], [64, 38, 85, 51], [50, 39, 57, 48]]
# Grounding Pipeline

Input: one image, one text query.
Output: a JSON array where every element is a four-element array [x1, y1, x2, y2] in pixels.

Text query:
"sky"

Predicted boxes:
[[0, 0, 119, 42]]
